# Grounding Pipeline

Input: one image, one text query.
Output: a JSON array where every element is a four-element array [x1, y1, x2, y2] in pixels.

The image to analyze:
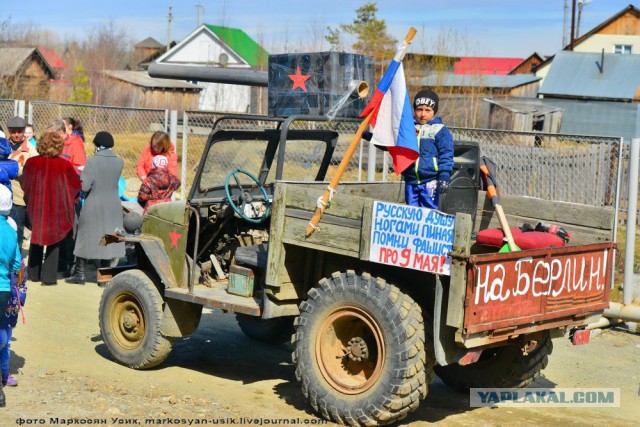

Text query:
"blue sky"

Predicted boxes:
[[3, 1, 638, 57]]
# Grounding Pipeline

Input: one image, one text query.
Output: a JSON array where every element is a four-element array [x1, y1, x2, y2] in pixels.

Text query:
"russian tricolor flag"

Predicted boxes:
[[360, 47, 418, 175]]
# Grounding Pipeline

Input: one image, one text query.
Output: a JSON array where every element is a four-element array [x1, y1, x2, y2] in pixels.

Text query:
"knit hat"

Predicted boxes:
[[0, 185, 12, 216], [152, 155, 169, 169], [7, 116, 27, 129], [93, 131, 114, 148], [414, 89, 439, 113]]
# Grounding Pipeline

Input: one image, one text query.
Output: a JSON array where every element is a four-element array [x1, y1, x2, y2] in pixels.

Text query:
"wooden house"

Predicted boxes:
[[101, 70, 202, 110], [156, 24, 269, 113], [536, 5, 640, 81], [508, 52, 545, 75], [0, 47, 55, 100]]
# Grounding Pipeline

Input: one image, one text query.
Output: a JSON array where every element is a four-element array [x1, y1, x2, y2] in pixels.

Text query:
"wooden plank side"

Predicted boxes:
[[476, 191, 614, 230], [284, 181, 404, 203], [284, 184, 367, 220], [266, 184, 287, 288], [282, 216, 361, 258], [360, 198, 374, 261], [447, 212, 472, 328]]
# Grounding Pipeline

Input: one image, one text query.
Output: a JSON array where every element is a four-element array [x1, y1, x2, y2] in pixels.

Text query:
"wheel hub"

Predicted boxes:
[[122, 311, 140, 333], [110, 294, 146, 349], [346, 337, 369, 361], [315, 305, 385, 395]]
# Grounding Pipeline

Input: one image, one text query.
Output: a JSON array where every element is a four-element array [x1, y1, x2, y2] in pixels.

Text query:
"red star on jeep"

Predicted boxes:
[[168, 227, 182, 249]]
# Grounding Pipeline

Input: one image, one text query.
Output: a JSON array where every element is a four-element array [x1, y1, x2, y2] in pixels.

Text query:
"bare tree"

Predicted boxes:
[[69, 21, 133, 104], [325, 2, 396, 79]]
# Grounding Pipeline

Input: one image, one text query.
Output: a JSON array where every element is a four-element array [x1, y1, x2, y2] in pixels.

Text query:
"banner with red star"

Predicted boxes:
[[267, 52, 373, 118]]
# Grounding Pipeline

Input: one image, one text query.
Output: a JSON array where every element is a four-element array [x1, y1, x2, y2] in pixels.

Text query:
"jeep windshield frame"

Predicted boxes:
[[188, 115, 359, 202]]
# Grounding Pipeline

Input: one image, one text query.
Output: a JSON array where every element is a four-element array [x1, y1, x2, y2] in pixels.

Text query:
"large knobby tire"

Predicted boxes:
[[236, 314, 295, 345], [292, 271, 434, 426], [435, 331, 553, 392], [99, 269, 173, 369]]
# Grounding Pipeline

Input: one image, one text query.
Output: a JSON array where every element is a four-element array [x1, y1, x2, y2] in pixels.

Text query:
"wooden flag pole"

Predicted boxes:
[[306, 27, 417, 237]]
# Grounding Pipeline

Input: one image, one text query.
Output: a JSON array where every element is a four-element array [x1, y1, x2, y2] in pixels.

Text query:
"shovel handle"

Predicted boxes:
[[494, 204, 517, 251]]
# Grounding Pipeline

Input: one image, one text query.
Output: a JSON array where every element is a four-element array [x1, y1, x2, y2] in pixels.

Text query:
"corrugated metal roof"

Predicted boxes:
[[484, 98, 563, 114], [39, 47, 66, 69], [415, 73, 540, 89], [539, 51, 640, 100], [102, 70, 202, 90], [454, 57, 523, 75]]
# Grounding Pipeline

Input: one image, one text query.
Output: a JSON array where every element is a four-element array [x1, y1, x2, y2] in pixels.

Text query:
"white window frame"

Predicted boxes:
[[613, 44, 632, 54]]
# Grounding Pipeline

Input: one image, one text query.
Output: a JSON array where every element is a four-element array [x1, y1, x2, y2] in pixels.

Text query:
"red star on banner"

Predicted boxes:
[[168, 227, 182, 249], [288, 65, 311, 92]]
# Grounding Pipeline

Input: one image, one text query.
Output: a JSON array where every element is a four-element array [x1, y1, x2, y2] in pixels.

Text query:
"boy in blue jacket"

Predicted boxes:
[[402, 89, 454, 209]]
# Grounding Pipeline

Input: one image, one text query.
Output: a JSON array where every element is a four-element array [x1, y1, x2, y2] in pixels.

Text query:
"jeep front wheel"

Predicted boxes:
[[292, 271, 432, 426], [99, 270, 173, 369]]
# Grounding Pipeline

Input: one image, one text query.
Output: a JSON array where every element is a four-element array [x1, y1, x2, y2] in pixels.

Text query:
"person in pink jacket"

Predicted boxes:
[[136, 131, 178, 181]]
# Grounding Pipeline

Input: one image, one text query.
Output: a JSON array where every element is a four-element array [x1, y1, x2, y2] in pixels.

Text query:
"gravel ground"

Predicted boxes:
[[0, 270, 638, 426]]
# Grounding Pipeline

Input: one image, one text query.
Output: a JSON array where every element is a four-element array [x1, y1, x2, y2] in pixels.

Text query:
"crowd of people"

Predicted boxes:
[[0, 117, 182, 406]]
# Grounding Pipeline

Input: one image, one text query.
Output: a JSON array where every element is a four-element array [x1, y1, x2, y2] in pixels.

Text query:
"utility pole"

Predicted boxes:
[[167, 6, 173, 52], [196, 2, 204, 27], [569, 0, 576, 51], [562, 0, 570, 48]]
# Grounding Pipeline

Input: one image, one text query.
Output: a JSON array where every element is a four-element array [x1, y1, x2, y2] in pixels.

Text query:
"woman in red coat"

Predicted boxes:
[[136, 131, 178, 181], [22, 132, 81, 285]]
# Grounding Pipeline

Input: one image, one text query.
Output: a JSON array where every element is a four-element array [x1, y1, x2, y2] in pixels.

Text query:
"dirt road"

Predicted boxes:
[[1, 271, 638, 426]]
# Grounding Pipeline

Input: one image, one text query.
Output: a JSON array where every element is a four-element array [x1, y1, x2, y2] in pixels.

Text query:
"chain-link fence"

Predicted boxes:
[[416, 128, 620, 207], [0, 99, 17, 131], [2, 99, 627, 214], [28, 101, 168, 196]]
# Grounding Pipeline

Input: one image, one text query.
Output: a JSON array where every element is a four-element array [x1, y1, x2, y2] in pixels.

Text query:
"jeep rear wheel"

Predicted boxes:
[[435, 331, 553, 392], [292, 271, 432, 426], [99, 270, 173, 369]]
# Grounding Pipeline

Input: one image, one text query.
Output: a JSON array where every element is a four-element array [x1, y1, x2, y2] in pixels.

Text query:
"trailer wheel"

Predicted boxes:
[[99, 270, 173, 369], [236, 314, 294, 344], [435, 331, 553, 392], [292, 271, 432, 426]]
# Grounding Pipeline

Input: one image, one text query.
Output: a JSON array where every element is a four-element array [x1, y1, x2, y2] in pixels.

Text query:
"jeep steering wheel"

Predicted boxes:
[[224, 168, 271, 224]]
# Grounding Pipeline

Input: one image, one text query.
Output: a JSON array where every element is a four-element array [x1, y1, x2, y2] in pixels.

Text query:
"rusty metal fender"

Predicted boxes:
[[124, 234, 178, 289]]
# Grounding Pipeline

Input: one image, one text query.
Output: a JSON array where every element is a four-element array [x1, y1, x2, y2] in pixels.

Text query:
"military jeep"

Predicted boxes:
[[99, 114, 615, 426]]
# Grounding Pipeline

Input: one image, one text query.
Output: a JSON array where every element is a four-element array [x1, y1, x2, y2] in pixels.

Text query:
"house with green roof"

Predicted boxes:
[[156, 24, 269, 112]]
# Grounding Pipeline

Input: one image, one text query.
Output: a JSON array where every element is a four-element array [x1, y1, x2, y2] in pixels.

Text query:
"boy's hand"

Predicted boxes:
[[437, 180, 449, 194]]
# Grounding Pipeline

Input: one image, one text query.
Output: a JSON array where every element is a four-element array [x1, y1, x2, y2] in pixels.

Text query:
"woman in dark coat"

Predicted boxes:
[[66, 132, 125, 284], [22, 132, 81, 285]]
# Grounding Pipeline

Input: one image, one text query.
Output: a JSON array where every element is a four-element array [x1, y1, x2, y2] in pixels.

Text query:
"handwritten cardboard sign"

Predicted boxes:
[[369, 201, 455, 275]]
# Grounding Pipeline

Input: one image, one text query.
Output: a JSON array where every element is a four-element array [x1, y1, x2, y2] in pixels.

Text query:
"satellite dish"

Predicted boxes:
[[219, 53, 229, 67]]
